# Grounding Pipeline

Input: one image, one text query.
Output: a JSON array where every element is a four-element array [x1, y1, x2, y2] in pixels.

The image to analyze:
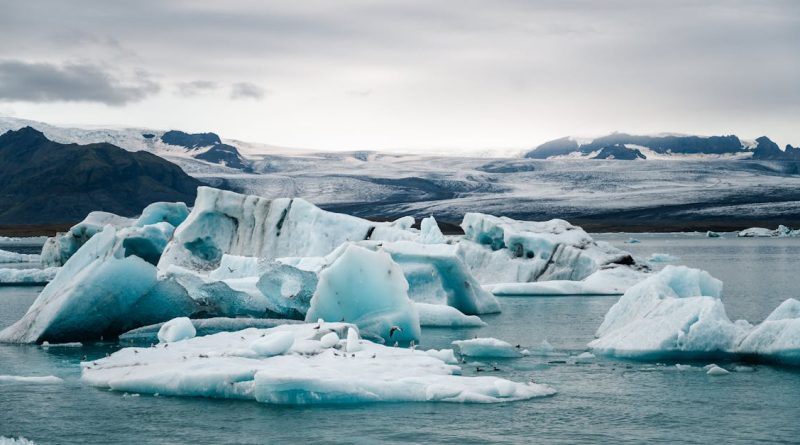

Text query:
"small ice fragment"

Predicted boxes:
[[251, 331, 295, 357], [573, 352, 595, 363], [157, 317, 196, 343], [733, 365, 754, 372], [346, 327, 362, 353], [706, 365, 729, 376], [319, 332, 339, 348], [675, 364, 693, 371]]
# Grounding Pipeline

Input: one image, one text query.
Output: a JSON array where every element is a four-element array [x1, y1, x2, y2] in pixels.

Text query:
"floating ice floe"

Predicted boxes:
[[706, 231, 721, 238], [0, 235, 48, 246], [0, 375, 63, 384], [452, 337, 525, 358], [0, 267, 59, 285], [82, 323, 555, 404], [0, 248, 39, 263], [647, 253, 680, 263], [484, 266, 647, 296], [589, 266, 800, 365], [0, 436, 37, 445], [737, 225, 800, 238], [415, 303, 486, 327]]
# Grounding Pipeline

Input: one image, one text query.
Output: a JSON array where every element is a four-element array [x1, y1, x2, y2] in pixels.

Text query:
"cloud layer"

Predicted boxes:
[[0, 0, 797, 151]]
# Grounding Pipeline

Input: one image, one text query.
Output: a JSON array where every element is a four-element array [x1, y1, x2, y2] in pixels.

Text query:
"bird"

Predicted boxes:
[[389, 326, 402, 338], [476, 366, 484, 372], [227, 267, 235, 273]]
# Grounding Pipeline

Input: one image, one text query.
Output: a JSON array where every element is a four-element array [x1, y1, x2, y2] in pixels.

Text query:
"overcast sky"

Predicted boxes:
[[0, 0, 798, 152]]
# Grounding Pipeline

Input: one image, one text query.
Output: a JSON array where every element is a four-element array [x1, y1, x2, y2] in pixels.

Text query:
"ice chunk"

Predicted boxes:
[[41, 211, 135, 267], [0, 437, 36, 445], [158, 187, 416, 272], [135, 202, 190, 227], [459, 213, 639, 285], [0, 267, 59, 284], [305, 244, 421, 342], [119, 317, 301, 342], [251, 331, 295, 356], [485, 266, 646, 296], [648, 253, 680, 263], [452, 337, 522, 358], [345, 326, 363, 352], [0, 248, 39, 263], [0, 226, 160, 343], [425, 348, 458, 364], [589, 266, 749, 359], [706, 231, 721, 238], [255, 262, 318, 319], [419, 216, 446, 244], [415, 303, 486, 327], [706, 365, 729, 376], [738, 227, 776, 237], [737, 299, 800, 365], [625, 238, 641, 244], [319, 332, 339, 348], [82, 323, 555, 404], [0, 235, 48, 246], [376, 241, 500, 314], [157, 317, 196, 343], [0, 375, 63, 384], [573, 352, 595, 363]]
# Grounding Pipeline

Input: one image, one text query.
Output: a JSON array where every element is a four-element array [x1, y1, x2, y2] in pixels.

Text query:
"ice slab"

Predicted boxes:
[[419, 216, 446, 244], [415, 303, 486, 327], [119, 318, 302, 342], [0, 267, 59, 285], [0, 249, 39, 263], [452, 337, 524, 358], [157, 317, 196, 343], [0, 375, 63, 384], [82, 323, 555, 404]]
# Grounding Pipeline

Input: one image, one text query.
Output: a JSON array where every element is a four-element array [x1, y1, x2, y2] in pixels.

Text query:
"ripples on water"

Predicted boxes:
[[1, 234, 799, 444]]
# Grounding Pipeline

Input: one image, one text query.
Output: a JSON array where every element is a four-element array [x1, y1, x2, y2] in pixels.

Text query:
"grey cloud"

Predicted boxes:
[[0, 60, 159, 105], [230, 82, 266, 100], [176, 80, 219, 97]]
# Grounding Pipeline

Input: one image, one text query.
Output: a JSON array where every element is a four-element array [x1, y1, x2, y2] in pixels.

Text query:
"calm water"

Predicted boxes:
[[2, 234, 800, 444]]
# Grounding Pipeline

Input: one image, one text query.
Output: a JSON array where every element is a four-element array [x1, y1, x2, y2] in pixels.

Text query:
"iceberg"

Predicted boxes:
[[82, 323, 555, 404], [647, 253, 680, 263], [589, 266, 749, 359], [737, 299, 800, 365], [158, 187, 415, 272], [0, 235, 48, 246], [452, 337, 524, 358], [375, 241, 501, 314], [485, 266, 646, 296], [457, 213, 642, 288], [419, 216, 446, 244], [0, 248, 39, 263], [305, 244, 421, 342], [737, 226, 799, 238], [0, 225, 181, 343], [40, 211, 134, 267], [0, 267, 59, 285], [0, 375, 63, 384]]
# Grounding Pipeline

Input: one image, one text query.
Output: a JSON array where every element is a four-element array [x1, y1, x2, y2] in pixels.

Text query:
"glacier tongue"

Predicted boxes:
[[81, 323, 556, 404]]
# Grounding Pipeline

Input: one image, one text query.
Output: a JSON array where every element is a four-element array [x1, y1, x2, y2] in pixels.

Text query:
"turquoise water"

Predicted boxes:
[[2, 234, 800, 444]]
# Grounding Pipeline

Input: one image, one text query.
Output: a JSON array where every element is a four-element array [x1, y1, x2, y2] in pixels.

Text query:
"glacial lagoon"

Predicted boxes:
[[2, 233, 799, 444]]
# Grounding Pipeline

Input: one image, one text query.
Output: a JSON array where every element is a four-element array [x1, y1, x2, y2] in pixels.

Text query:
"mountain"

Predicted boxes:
[[751, 136, 800, 161], [0, 127, 202, 225], [160, 130, 249, 170], [0, 117, 252, 172], [525, 133, 763, 160]]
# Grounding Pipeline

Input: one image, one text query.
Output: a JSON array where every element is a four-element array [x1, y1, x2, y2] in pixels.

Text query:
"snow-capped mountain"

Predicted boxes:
[[524, 133, 800, 161]]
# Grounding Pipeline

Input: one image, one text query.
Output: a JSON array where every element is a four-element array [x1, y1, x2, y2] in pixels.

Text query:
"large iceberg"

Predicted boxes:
[[158, 187, 415, 272], [41, 202, 189, 267], [82, 322, 555, 404], [305, 244, 421, 342], [589, 266, 800, 365], [588, 266, 749, 359], [738, 225, 800, 238], [484, 266, 647, 296], [456, 213, 644, 295]]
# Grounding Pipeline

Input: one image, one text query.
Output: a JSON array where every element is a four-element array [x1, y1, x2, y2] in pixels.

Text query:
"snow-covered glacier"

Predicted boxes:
[[589, 265, 800, 365], [82, 322, 555, 404]]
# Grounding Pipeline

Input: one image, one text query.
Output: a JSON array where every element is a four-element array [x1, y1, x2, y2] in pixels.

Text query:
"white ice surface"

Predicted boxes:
[[82, 323, 555, 404], [0, 267, 59, 284], [452, 337, 523, 358], [415, 303, 486, 327], [157, 317, 197, 343]]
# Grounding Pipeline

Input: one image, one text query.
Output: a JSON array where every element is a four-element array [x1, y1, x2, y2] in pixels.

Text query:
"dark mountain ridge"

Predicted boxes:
[[0, 127, 202, 225]]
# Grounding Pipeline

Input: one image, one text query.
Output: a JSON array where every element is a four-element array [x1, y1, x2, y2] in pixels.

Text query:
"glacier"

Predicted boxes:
[[81, 322, 555, 404]]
